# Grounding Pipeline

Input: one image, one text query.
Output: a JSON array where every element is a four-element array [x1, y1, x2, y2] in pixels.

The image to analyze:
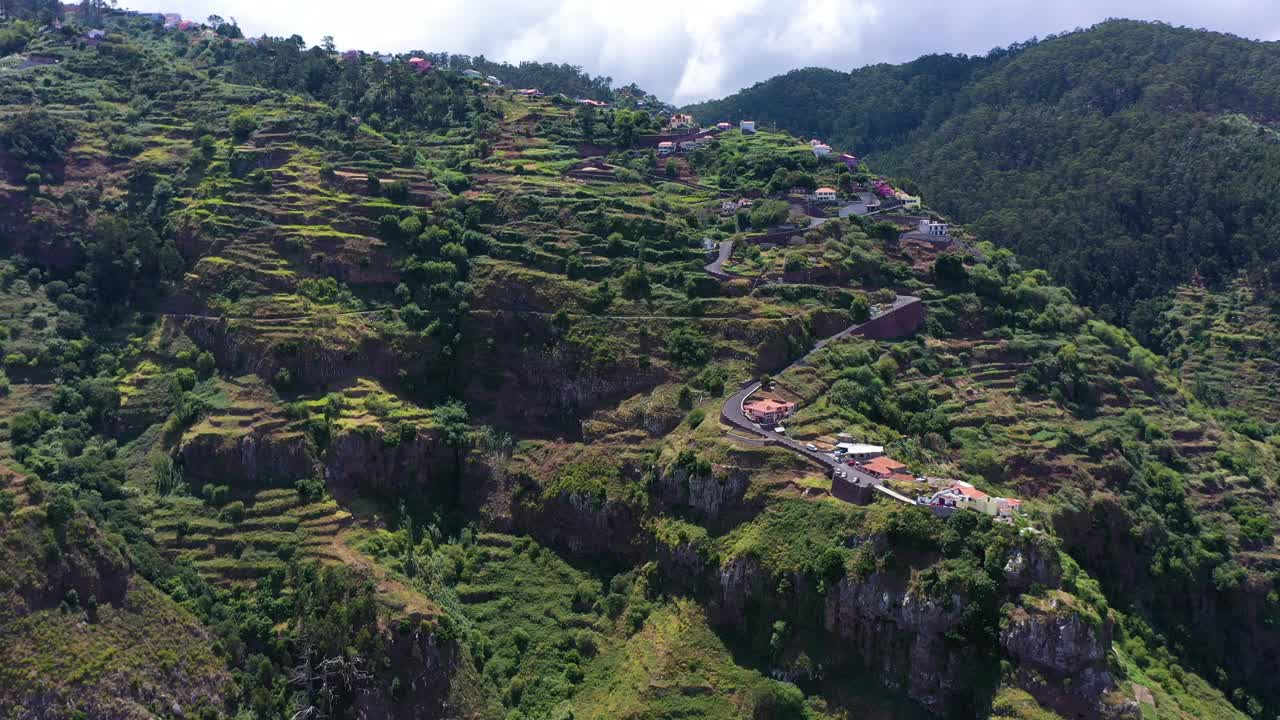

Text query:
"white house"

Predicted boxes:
[[834, 443, 885, 462], [486, 75, 502, 85], [720, 200, 738, 214], [657, 141, 675, 156], [462, 69, 484, 80], [926, 481, 1022, 518], [375, 53, 395, 64], [897, 193, 922, 210], [812, 143, 832, 158], [918, 219, 949, 237], [670, 113, 695, 129], [740, 120, 756, 134], [679, 140, 698, 152], [86, 29, 106, 39], [813, 187, 838, 203], [716, 122, 732, 131]]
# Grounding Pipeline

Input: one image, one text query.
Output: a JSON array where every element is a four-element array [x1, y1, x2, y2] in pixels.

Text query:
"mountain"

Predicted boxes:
[[0, 7, 1276, 720], [683, 20, 1280, 336]]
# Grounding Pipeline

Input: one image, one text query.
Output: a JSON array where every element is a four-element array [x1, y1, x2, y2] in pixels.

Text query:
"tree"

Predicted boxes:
[[577, 105, 596, 141], [321, 35, 336, 53], [620, 264, 650, 300], [2, 109, 76, 164]]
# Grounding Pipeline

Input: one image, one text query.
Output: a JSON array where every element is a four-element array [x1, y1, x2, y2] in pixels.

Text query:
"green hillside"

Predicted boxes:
[[0, 6, 1274, 720], [684, 20, 1280, 333]]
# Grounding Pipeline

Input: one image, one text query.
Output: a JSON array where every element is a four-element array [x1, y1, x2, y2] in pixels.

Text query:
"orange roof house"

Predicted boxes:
[[743, 398, 796, 424]]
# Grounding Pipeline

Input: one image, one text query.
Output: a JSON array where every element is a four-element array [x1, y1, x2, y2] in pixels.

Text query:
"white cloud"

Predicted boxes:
[[120, 0, 1280, 103]]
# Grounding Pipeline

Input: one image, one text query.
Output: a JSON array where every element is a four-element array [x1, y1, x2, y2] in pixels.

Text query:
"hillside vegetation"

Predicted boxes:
[[0, 7, 1274, 720], [684, 20, 1280, 333]]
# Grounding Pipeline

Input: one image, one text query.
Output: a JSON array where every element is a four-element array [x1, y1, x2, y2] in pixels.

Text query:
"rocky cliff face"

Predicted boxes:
[[356, 627, 495, 720], [179, 426, 315, 485], [325, 426, 457, 497], [511, 485, 645, 562], [1000, 598, 1132, 718], [178, 316, 440, 390], [654, 466, 753, 529]]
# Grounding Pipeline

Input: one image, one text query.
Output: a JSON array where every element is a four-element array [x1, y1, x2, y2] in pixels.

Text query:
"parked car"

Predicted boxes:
[[805, 443, 818, 451]]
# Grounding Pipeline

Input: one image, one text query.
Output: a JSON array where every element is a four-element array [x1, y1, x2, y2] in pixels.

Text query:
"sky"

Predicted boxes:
[[121, 0, 1280, 104]]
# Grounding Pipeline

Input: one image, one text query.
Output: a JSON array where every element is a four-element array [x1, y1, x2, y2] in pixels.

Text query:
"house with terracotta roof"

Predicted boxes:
[[862, 456, 911, 481], [743, 398, 795, 424], [813, 187, 838, 203], [163, 13, 182, 28], [408, 57, 433, 73], [670, 113, 695, 129], [927, 481, 1021, 517]]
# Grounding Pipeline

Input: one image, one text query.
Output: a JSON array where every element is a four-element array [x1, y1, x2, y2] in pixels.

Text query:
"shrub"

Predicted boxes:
[[666, 327, 711, 367], [386, 179, 410, 203], [2, 109, 76, 163], [229, 111, 257, 139], [221, 500, 246, 523]]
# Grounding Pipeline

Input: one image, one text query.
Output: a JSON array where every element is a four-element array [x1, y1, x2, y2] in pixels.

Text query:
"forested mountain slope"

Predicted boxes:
[[0, 7, 1275, 720], [684, 20, 1280, 333]]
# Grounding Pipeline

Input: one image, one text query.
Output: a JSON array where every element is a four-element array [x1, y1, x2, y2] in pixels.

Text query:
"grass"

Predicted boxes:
[[0, 578, 231, 719]]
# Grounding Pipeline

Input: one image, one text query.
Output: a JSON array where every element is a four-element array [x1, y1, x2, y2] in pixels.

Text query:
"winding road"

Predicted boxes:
[[720, 295, 923, 496]]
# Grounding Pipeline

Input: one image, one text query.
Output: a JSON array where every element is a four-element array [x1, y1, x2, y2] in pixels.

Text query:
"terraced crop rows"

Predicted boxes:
[[150, 488, 351, 586]]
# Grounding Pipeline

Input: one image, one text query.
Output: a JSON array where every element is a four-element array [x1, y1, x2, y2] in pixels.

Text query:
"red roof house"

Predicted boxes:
[[743, 398, 796, 424], [863, 456, 909, 480]]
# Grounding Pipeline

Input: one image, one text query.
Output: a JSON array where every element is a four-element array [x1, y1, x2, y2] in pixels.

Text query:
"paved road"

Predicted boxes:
[[721, 295, 923, 495], [703, 240, 737, 278]]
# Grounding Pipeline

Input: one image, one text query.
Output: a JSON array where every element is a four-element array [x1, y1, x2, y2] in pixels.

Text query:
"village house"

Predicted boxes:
[[743, 398, 796, 425], [862, 456, 912, 482], [720, 200, 738, 215], [813, 187, 838, 203], [408, 57, 432, 73], [462, 69, 484, 80], [897, 192, 922, 210], [926, 481, 1021, 518], [375, 53, 395, 64], [341, 49, 361, 64], [163, 13, 182, 28], [486, 74, 502, 85], [812, 143, 832, 158], [834, 443, 884, 462], [670, 113, 695, 129], [918, 219, 949, 237], [85, 28, 106, 39], [740, 120, 756, 134], [657, 141, 675, 156], [736, 198, 754, 210], [679, 139, 698, 152], [516, 88, 544, 97], [578, 98, 608, 108], [839, 153, 859, 169], [716, 122, 732, 131]]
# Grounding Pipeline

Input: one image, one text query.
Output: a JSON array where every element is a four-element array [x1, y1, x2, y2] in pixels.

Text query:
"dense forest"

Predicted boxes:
[[685, 20, 1280, 335]]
